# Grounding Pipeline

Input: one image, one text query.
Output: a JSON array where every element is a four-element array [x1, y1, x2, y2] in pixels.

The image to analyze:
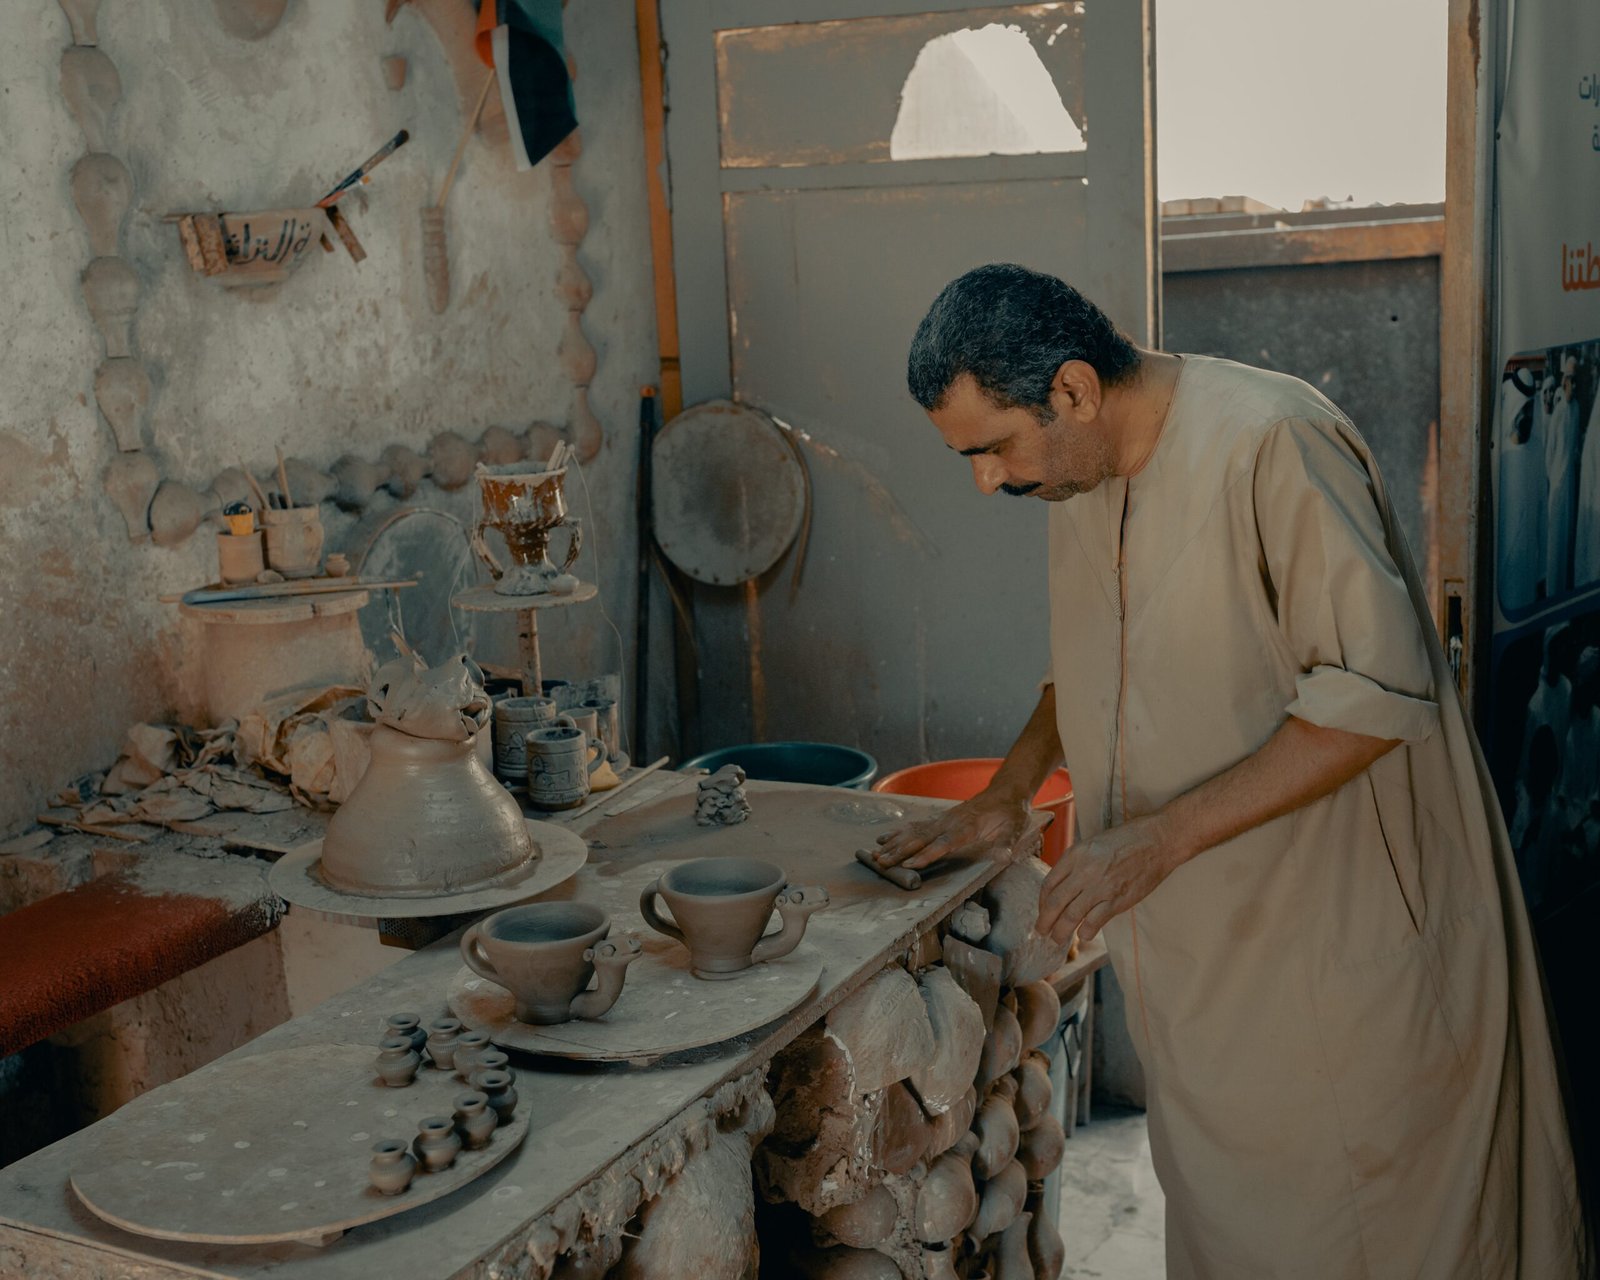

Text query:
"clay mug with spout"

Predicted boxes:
[[460, 902, 641, 1025], [638, 856, 829, 980], [525, 716, 603, 811]]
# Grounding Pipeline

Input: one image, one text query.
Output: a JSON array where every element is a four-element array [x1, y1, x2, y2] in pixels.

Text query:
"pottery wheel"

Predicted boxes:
[[448, 859, 824, 1063], [268, 819, 587, 920], [70, 1043, 529, 1247]]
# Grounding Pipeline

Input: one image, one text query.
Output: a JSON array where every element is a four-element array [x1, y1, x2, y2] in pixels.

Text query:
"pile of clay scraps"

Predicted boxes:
[[367, 652, 491, 742], [695, 764, 752, 827], [63, 684, 371, 830]]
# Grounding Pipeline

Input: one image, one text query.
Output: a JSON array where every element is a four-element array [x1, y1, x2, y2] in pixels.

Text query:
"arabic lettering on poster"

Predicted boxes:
[[1561, 243, 1600, 292], [1579, 76, 1600, 150], [224, 217, 314, 266]]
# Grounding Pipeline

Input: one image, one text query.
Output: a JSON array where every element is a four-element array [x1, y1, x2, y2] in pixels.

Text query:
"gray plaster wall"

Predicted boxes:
[[0, 0, 655, 834]]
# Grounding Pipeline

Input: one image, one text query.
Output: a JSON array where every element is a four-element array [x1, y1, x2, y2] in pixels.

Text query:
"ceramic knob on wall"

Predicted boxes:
[[93, 358, 150, 451], [81, 256, 139, 358], [70, 153, 132, 257], [57, 0, 103, 45], [59, 47, 120, 151]]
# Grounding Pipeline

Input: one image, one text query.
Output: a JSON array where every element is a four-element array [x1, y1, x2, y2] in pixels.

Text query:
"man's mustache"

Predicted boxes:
[[1001, 481, 1041, 496]]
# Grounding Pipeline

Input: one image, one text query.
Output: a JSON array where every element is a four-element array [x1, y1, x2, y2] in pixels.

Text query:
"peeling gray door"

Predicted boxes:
[[662, 0, 1157, 770]]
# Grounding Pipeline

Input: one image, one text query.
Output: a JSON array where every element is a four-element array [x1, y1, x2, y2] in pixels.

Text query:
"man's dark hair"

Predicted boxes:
[[906, 264, 1141, 413]]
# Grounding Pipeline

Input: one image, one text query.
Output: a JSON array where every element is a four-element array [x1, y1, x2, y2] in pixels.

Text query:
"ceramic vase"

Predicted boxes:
[[375, 1036, 421, 1087], [453, 1090, 497, 1150], [472, 1067, 518, 1124], [425, 1017, 462, 1069], [385, 1013, 427, 1054], [471, 464, 582, 596], [454, 1030, 493, 1081], [413, 1116, 462, 1172], [260, 505, 323, 578], [369, 1139, 417, 1195], [525, 717, 603, 811]]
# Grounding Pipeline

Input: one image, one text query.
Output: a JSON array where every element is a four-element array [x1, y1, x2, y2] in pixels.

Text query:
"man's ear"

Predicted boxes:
[[1055, 359, 1103, 421]]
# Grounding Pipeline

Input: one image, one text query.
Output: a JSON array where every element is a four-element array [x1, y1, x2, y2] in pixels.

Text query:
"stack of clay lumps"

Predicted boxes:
[[318, 654, 536, 897], [755, 856, 1074, 1280]]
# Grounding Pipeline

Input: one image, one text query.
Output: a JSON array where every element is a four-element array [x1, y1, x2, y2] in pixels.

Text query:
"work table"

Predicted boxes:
[[0, 777, 1032, 1279]]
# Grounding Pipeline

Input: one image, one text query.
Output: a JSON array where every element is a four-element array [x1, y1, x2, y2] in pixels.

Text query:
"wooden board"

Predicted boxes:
[[268, 820, 586, 920], [69, 1044, 528, 1248], [448, 932, 824, 1064], [451, 583, 598, 614]]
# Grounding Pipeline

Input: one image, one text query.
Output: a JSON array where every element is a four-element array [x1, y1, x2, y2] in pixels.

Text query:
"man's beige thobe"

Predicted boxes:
[[1047, 355, 1585, 1278]]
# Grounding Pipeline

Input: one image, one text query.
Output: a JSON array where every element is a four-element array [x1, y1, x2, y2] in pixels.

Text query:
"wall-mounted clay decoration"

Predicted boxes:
[[971, 1158, 1026, 1241], [149, 480, 210, 548], [382, 55, 407, 90], [282, 456, 336, 507], [331, 452, 391, 510], [70, 152, 131, 257], [381, 443, 429, 498], [549, 130, 603, 463], [104, 452, 159, 541], [478, 425, 525, 467], [524, 420, 562, 461], [1011, 981, 1060, 1053], [58, 0, 103, 45], [906, 968, 984, 1117], [970, 1092, 1020, 1181], [427, 430, 477, 490], [1015, 1111, 1064, 1182], [792, 1247, 901, 1280], [93, 357, 150, 451], [59, 46, 121, 152], [975, 1003, 1023, 1093], [873, 1080, 932, 1175], [207, 466, 257, 511], [815, 1185, 898, 1250], [1026, 1206, 1065, 1279], [914, 1147, 978, 1243], [1011, 1053, 1052, 1131], [209, 0, 289, 40], [926, 1085, 977, 1158], [921, 1244, 960, 1280], [81, 256, 139, 358], [992, 1211, 1034, 1280]]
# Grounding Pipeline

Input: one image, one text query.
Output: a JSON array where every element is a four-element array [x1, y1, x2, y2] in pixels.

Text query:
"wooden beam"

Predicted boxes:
[[636, 0, 683, 420], [1162, 216, 1444, 274]]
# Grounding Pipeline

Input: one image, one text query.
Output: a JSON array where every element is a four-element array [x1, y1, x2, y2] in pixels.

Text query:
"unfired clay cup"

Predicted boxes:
[[638, 857, 830, 980], [460, 902, 640, 1025]]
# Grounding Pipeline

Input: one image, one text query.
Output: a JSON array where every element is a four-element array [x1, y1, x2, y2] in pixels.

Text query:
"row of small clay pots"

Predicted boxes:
[[106, 420, 573, 546]]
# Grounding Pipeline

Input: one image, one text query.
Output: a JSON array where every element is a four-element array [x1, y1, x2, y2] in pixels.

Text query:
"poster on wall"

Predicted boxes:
[[1489, 4, 1600, 923]]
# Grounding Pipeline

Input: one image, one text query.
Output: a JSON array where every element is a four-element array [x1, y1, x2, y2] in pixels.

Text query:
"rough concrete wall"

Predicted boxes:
[[1162, 257, 1442, 592], [0, 0, 655, 834]]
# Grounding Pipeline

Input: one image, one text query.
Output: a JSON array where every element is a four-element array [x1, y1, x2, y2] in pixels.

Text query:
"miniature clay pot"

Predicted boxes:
[[492, 695, 558, 781], [216, 530, 264, 585], [384, 1013, 427, 1054], [426, 1017, 462, 1069], [413, 1116, 462, 1172], [473, 1048, 511, 1078], [462, 902, 641, 1024], [375, 1035, 421, 1087], [320, 723, 535, 897], [472, 1067, 518, 1124], [369, 1138, 417, 1195], [454, 1090, 497, 1150], [260, 505, 324, 578], [453, 1030, 493, 1081], [525, 718, 604, 811], [914, 1147, 979, 1243], [638, 857, 829, 980]]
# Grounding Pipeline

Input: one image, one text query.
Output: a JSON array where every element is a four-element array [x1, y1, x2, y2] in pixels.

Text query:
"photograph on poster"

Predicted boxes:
[[1494, 341, 1600, 615], [1488, 607, 1600, 914]]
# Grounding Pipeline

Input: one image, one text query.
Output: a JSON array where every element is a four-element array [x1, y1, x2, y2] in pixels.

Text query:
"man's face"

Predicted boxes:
[[928, 371, 1115, 502]]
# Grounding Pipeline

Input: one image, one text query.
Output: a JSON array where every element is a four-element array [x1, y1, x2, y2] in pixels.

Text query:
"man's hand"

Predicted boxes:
[[1037, 814, 1184, 944], [872, 789, 1032, 871]]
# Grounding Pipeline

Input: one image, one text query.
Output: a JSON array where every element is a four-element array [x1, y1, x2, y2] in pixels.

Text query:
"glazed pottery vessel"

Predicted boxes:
[[369, 1139, 417, 1195], [472, 1067, 518, 1124], [413, 1116, 462, 1172], [454, 1090, 497, 1150], [461, 902, 641, 1024], [320, 723, 536, 896], [492, 695, 558, 781], [525, 718, 604, 812], [581, 697, 622, 761], [453, 1030, 493, 1081], [472, 464, 583, 596], [638, 857, 829, 979], [425, 1017, 462, 1069], [384, 1013, 427, 1054], [375, 1035, 420, 1088], [260, 505, 324, 578]]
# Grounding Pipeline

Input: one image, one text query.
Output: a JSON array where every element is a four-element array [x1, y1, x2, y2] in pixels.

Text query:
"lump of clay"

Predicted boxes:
[[981, 858, 1072, 987], [71, 152, 132, 257], [906, 967, 984, 1117], [816, 1184, 899, 1250], [825, 966, 935, 1095], [104, 452, 159, 541], [478, 424, 525, 466], [283, 456, 335, 507], [149, 480, 209, 547], [428, 430, 478, 490], [367, 652, 490, 742], [60, 46, 120, 151], [382, 443, 429, 498], [331, 453, 390, 510], [695, 764, 751, 827]]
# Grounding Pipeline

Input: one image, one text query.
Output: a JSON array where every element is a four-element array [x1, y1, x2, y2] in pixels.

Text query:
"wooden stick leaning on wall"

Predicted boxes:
[[423, 70, 496, 314]]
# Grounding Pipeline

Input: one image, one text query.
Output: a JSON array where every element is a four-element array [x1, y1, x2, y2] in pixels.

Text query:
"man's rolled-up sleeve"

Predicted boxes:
[[1253, 417, 1441, 745]]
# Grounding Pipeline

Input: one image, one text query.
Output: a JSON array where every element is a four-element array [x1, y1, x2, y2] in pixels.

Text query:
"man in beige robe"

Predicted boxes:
[[876, 264, 1588, 1278]]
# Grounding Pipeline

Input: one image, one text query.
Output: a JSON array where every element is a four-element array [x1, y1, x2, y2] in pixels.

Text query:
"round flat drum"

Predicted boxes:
[[652, 400, 805, 586]]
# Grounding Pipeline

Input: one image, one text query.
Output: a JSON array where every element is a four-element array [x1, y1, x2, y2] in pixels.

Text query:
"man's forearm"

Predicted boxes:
[[984, 684, 1066, 806], [1158, 715, 1399, 867]]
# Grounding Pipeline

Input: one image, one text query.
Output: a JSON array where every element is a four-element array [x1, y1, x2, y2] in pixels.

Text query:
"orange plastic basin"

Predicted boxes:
[[873, 758, 1076, 866]]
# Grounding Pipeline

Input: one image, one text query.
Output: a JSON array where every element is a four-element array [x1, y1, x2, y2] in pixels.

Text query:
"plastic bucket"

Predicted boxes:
[[681, 742, 879, 790], [872, 758, 1075, 866]]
